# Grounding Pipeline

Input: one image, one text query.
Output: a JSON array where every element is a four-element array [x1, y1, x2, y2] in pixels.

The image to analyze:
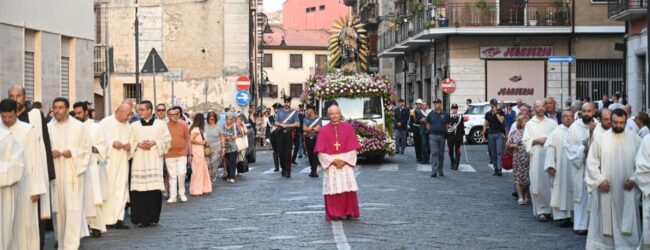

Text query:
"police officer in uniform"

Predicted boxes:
[[268, 103, 281, 171], [274, 97, 300, 178], [446, 103, 465, 170], [410, 99, 424, 162], [302, 104, 322, 177]]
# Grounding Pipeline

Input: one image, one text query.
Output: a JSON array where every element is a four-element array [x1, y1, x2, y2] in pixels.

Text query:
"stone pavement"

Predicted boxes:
[[45, 145, 586, 249]]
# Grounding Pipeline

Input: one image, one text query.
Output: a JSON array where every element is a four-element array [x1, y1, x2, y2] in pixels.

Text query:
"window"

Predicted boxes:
[[319, 5, 325, 11], [263, 53, 273, 68], [123, 83, 138, 99], [290, 83, 303, 98], [306, 7, 316, 13], [24, 52, 35, 101], [61, 57, 70, 98], [315, 55, 327, 74], [290, 54, 303, 69], [264, 84, 278, 98]]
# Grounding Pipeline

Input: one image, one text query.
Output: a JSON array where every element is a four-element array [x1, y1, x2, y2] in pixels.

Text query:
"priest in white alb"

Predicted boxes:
[[633, 130, 650, 249], [48, 97, 91, 250], [315, 102, 361, 221], [593, 108, 612, 143], [99, 104, 133, 230], [0, 103, 25, 250], [586, 108, 641, 249], [129, 100, 171, 227], [564, 102, 598, 235], [544, 110, 574, 226], [1, 98, 48, 249], [73, 101, 108, 238], [523, 100, 558, 222]]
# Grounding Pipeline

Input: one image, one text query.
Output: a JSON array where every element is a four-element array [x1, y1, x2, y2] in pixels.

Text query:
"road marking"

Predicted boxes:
[[458, 164, 477, 172], [416, 164, 429, 172], [378, 164, 399, 171], [331, 221, 351, 250], [300, 167, 322, 173], [285, 210, 325, 215], [355, 165, 362, 177], [263, 168, 276, 174], [486, 164, 513, 173]]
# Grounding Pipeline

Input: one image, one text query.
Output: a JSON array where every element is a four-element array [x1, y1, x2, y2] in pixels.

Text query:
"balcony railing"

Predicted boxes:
[[608, 0, 647, 21], [379, 3, 571, 51], [94, 45, 107, 76]]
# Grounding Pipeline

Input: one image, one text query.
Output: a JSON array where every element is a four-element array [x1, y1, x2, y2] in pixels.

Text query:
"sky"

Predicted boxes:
[[264, 0, 285, 12]]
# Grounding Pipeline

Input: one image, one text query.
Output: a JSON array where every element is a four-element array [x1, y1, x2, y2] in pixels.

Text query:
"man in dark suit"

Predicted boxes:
[[394, 99, 410, 154]]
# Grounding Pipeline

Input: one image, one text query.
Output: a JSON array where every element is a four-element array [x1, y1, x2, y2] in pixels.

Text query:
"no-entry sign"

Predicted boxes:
[[441, 78, 456, 94], [236, 76, 250, 91]]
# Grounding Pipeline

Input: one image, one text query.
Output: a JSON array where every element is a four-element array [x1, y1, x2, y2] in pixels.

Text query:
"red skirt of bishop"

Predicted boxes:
[[324, 191, 360, 221]]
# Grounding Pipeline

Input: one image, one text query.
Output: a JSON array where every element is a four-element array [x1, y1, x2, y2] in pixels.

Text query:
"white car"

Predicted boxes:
[[464, 101, 516, 144]]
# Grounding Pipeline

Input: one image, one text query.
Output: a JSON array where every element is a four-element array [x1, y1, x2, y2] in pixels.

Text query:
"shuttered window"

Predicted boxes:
[[290, 83, 303, 98], [290, 54, 303, 69], [61, 57, 70, 98], [124, 83, 138, 99], [24, 52, 35, 100]]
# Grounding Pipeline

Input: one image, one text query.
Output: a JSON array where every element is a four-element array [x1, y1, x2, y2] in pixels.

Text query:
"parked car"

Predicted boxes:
[[464, 101, 516, 144]]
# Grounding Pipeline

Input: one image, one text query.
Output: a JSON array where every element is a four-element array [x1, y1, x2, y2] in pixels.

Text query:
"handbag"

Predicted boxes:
[[200, 131, 211, 157], [502, 148, 513, 170], [236, 153, 249, 173], [234, 127, 248, 150]]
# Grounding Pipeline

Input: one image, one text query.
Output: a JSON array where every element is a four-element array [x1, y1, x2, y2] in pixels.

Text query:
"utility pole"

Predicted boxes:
[[134, 0, 141, 103]]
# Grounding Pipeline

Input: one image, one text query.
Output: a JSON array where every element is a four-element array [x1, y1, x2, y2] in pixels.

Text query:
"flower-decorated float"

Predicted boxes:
[[301, 16, 397, 160]]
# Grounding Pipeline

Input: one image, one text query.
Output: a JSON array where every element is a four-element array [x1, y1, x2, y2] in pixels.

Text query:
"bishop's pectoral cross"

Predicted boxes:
[[334, 141, 341, 150], [334, 124, 341, 150]]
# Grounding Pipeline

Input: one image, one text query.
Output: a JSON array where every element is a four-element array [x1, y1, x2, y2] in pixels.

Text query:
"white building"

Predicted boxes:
[[0, 0, 95, 111]]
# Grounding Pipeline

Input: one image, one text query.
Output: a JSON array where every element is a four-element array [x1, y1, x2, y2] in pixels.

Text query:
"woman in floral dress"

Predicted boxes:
[[508, 114, 530, 205]]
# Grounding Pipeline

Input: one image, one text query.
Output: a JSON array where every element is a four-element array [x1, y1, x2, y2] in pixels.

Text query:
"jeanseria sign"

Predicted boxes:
[[480, 46, 553, 59]]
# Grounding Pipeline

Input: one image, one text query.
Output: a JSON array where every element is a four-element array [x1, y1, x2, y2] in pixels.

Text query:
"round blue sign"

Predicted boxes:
[[236, 91, 252, 106]]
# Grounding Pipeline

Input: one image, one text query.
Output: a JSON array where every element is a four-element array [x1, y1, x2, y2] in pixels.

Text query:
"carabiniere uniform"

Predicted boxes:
[[275, 97, 300, 178], [268, 103, 281, 172], [302, 104, 322, 178]]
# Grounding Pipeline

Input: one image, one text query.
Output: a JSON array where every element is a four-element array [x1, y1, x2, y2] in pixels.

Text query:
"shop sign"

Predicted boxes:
[[480, 46, 553, 59]]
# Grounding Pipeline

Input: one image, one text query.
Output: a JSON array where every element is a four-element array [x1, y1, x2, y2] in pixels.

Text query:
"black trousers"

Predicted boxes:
[[277, 129, 294, 174], [225, 152, 238, 179], [130, 190, 162, 225], [304, 135, 318, 173], [446, 135, 463, 166], [270, 131, 280, 170], [412, 126, 422, 161], [292, 132, 302, 162]]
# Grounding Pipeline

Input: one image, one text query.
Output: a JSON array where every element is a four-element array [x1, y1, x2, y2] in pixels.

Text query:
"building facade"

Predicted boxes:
[[262, 27, 329, 107], [94, 0, 252, 117], [608, 0, 648, 113], [0, 0, 95, 112], [372, 0, 624, 112], [282, 0, 349, 30]]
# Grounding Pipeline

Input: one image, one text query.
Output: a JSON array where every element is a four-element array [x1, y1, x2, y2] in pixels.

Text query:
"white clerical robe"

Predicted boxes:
[[48, 117, 91, 250], [318, 151, 359, 195], [633, 136, 650, 249], [586, 129, 641, 250], [0, 128, 25, 250], [564, 119, 595, 231], [99, 116, 133, 225], [83, 119, 107, 232], [523, 116, 557, 216], [129, 119, 171, 192], [27, 108, 53, 219], [4, 121, 48, 250], [544, 125, 573, 220]]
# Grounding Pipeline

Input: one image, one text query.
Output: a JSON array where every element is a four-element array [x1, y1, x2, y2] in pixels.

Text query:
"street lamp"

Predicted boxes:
[[257, 12, 273, 109], [260, 70, 271, 109]]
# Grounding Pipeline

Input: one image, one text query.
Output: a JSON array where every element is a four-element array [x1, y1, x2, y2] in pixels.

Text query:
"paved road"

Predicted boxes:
[[46, 145, 586, 249]]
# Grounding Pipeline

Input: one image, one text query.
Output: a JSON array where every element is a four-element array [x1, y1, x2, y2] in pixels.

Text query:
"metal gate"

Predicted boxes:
[[576, 59, 625, 101]]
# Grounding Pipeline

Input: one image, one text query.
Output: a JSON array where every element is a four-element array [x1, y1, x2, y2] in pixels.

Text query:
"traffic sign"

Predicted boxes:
[[441, 78, 456, 94], [236, 91, 252, 106], [141, 48, 168, 73], [236, 76, 251, 91], [547, 56, 575, 63], [164, 69, 182, 81]]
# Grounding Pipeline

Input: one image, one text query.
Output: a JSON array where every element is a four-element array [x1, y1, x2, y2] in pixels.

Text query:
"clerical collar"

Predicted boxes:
[[140, 118, 155, 126]]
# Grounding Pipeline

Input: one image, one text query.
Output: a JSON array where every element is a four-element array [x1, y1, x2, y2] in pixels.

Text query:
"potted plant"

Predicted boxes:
[[410, 2, 425, 17], [545, 13, 554, 26], [475, 0, 492, 26], [530, 10, 540, 26], [438, 15, 449, 27], [554, 10, 568, 25]]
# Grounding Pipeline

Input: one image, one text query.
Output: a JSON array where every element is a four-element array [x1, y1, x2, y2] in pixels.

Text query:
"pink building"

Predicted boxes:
[[282, 0, 349, 30]]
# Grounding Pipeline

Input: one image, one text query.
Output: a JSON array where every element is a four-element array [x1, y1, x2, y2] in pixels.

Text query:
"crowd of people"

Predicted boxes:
[[0, 84, 365, 249]]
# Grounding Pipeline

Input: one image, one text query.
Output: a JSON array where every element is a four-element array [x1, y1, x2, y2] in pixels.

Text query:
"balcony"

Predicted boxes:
[[379, 2, 573, 56], [94, 45, 107, 76], [608, 0, 647, 21]]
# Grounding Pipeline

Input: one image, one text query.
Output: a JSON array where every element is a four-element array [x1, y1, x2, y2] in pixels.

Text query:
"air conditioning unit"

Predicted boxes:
[[408, 63, 416, 74]]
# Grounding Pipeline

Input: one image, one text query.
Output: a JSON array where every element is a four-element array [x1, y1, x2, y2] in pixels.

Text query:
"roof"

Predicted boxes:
[[264, 26, 330, 49]]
